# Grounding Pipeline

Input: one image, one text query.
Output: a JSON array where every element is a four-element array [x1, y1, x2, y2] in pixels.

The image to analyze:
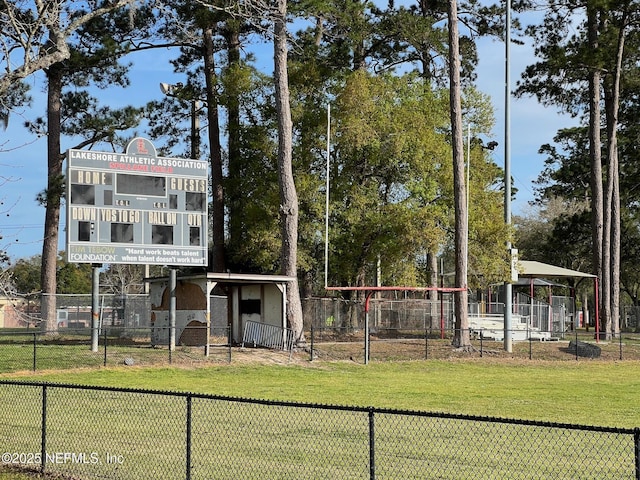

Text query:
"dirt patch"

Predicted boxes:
[[305, 336, 639, 363]]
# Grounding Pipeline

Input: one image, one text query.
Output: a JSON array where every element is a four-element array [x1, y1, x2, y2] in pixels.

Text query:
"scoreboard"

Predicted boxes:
[[66, 138, 208, 267]]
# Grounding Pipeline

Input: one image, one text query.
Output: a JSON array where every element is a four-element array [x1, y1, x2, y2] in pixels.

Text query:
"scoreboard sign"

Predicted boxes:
[[66, 138, 208, 266]]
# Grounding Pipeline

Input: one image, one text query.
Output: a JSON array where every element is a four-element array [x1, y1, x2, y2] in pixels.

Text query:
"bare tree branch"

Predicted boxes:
[[0, 0, 138, 97]]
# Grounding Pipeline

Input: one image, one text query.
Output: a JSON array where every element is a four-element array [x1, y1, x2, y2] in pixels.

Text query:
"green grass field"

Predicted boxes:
[[3, 354, 640, 427], [1, 354, 640, 479]]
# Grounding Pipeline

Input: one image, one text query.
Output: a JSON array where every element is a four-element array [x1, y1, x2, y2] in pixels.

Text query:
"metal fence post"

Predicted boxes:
[[620, 331, 623, 361], [40, 384, 47, 475], [529, 335, 532, 361], [186, 395, 192, 480], [169, 268, 177, 353], [32, 333, 37, 372], [425, 328, 428, 360], [364, 310, 370, 365], [368, 407, 375, 480], [91, 266, 100, 353], [635, 427, 640, 480], [103, 327, 108, 367], [480, 329, 483, 358]]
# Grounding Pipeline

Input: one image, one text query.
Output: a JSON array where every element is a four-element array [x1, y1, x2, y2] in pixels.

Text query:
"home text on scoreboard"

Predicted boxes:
[[66, 138, 208, 267]]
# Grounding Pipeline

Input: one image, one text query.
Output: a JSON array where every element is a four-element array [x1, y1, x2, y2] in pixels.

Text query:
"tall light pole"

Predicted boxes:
[[159, 82, 201, 160], [504, 0, 513, 353], [466, 123, 471, 275]]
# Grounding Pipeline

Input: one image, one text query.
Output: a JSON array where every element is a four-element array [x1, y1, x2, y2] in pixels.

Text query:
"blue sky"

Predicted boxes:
[[0, 8, 578, 263]]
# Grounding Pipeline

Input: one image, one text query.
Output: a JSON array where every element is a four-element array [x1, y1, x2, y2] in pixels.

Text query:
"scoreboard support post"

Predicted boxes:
[[169, 268, 177, 352], [91, 265, 101, 353]]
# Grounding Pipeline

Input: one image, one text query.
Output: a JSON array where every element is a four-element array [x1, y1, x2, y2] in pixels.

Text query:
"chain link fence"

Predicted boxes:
[[622, 306, 640, 332], [0, 380, 637, 479], [302, 296, 454, 333], [303, 296, 640, 362], [1, 294, 639, 372], [0, 326, 232, 373], [307, 326, 640, 362], [1, 324, 637, 372]]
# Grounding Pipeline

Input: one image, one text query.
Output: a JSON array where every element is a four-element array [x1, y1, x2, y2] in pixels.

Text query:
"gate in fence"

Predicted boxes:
[[242, 320, 294, 355]]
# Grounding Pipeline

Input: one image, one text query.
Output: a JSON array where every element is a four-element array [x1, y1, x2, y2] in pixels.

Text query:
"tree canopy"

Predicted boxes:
[[1, 0, 541, 341]]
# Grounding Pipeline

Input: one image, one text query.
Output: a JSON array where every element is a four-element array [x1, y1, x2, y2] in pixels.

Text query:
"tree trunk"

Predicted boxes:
[[602, 67, 612, 339], [448, 0, 470, 349], [203, 26, 226, 272], [224, 22, 241, 264], [274, 0, 304, 344], [605, 14, 626, 339], [41, 62, 64, 334], [611, 147, 620, 338], [587, 1, 604, 335], [351, 0, 367, 71]]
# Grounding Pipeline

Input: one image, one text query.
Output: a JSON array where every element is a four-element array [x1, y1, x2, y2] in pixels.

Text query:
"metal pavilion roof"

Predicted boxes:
[[518, 260, 596, 279]]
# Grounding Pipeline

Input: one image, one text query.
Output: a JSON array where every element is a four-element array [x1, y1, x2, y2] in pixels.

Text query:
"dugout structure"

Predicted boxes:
[[147, 273, 296, 350]]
